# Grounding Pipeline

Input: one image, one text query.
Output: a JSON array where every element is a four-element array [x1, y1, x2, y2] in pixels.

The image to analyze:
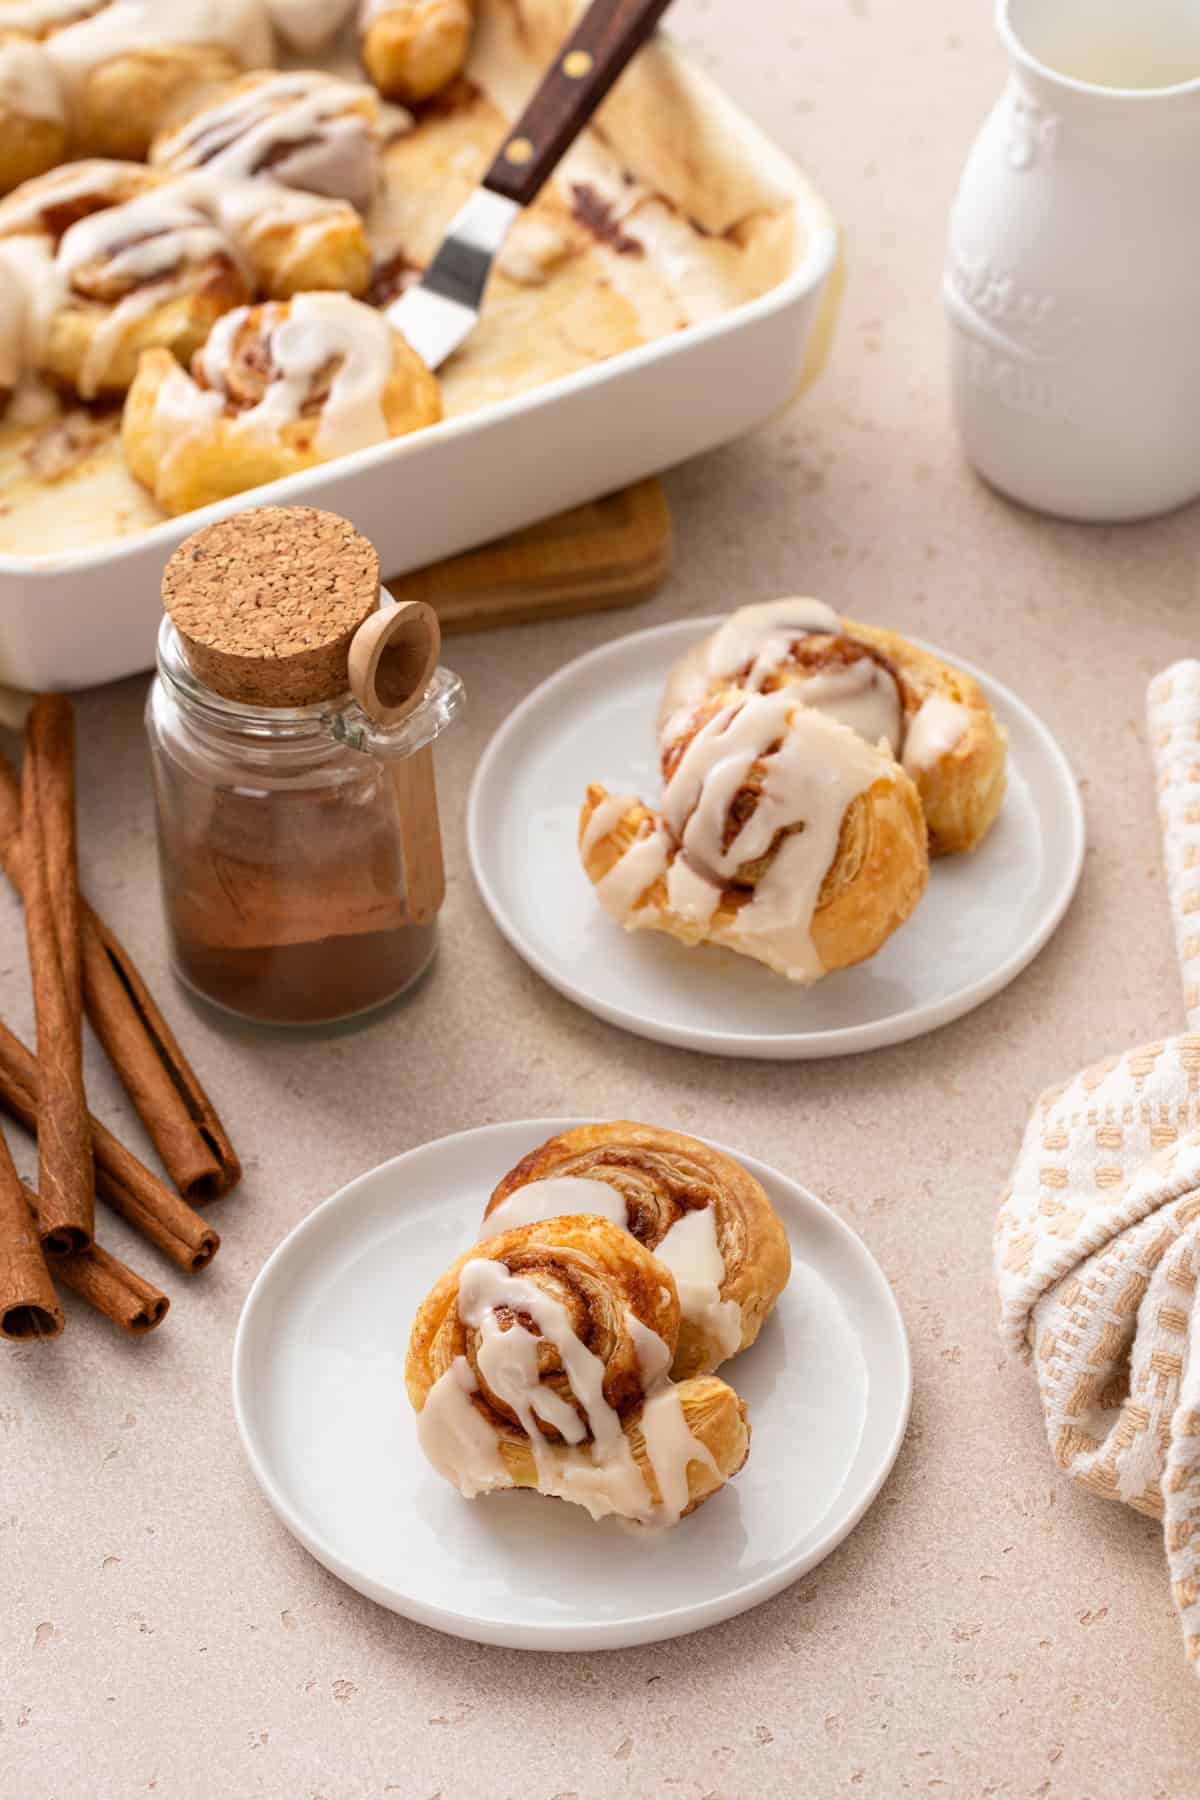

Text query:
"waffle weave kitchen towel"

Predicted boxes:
[[995, 660, 1200, 1670]]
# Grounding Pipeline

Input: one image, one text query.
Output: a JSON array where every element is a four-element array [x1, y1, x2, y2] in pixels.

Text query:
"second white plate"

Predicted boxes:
[[232, 1119, 910, 1651], [467, 619, 1085, 1058]]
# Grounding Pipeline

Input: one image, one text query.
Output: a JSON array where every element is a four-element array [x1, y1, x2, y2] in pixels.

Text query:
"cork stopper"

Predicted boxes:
[[161, 506, 381, 708]]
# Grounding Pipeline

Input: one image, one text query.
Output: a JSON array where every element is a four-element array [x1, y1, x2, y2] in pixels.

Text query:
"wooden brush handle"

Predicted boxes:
[[483, 0, 676, 207]]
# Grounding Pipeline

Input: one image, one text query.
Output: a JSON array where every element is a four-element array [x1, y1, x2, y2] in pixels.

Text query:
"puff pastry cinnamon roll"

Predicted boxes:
[[661, 600, 1007, 856], [150, 70, 383, 216], [408, 1216, 750, 1526], [1, 169, 249, 399], [482, 1122, 791, 1380], [122, 291, 441, 514], [358, 0, 474, 105], [0, 40, 67, 195], [10, 0, 275, 160], [213, 179, 371, 299], [581, 690, 928, 983]]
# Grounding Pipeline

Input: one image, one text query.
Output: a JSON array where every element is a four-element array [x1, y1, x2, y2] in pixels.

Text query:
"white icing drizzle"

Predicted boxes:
[[902, 692, 969, 773], [198, 291, 395, 458], [415, 1354, 512, 1498], [662, 692, 886, 980], [0, 0, 97, 29], [416, 1257, 723, 1527], [0, 158, 141, 235], [0, 234, 62, 388], [0, 37, 64, 121], [265, 0, 356, 51], [54, 185, 237, 398], [210, 174, 362, 289], [664, 599, 902, 752], [478, 1176, 628, 1241], [152, 71, 379, 213], [580, 790, 638, 859], [478, 1176, 744, 1371], [707, 598, 841, 691], [593, 819, 670, 919], [41, 0, 274, 100], [664, 854, 721, 927], [653, 1208, 742, 1363], [626, 1313, 719, 1523]]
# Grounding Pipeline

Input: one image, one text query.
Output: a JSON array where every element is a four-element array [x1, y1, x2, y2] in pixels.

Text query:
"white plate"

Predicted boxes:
[[467, 619, 1085, 1059], [232, 1119, 911, 1652]]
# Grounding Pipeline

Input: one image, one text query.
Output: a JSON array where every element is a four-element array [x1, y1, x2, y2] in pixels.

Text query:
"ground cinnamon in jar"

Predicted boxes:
[[147, 506, 463, 1027]]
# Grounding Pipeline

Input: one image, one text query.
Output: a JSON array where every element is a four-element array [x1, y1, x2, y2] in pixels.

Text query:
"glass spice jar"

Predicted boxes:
[[145, 507, 464, 1028]]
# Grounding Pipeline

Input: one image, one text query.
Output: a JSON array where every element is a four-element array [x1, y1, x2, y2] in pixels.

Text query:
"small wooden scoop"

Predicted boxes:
[[348, 601, 446, 927]]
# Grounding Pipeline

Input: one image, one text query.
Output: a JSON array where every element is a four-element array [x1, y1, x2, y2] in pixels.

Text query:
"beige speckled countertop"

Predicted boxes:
[[4, 1, 1200, 1795]]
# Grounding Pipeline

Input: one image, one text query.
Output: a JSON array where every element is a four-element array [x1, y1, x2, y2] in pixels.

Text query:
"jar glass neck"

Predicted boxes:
[[154, 618, 466, 758]]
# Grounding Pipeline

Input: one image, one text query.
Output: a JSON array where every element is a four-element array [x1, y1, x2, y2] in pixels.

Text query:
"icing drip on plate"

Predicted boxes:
[[417, 1260, 720, 1526]]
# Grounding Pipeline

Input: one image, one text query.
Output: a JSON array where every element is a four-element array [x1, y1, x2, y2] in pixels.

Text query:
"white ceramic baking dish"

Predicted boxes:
[[0, 33, 837, 692]]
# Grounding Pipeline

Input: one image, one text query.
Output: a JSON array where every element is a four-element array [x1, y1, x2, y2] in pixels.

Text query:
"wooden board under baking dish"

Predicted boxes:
[[387, 479, 670, 632]]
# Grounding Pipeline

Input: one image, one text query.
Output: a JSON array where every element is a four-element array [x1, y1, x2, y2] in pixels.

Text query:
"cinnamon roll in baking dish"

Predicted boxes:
[[149, 69, 384, 216], [358, 0, 475, 104], [581, 690, 929, 984], [121, 292, 441, 513], [482, 1122, 791, 1380], [0, 164, 249, 398], [407, 1216, 751, 1526], [0, 157, 373, 403], [0, 40, 68, 194], [1, 0, 274, 159], [661, 600, 1008, 856]]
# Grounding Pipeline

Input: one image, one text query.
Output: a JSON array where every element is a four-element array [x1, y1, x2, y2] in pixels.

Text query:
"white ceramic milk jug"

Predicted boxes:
[[944, 0, 1200, 522]]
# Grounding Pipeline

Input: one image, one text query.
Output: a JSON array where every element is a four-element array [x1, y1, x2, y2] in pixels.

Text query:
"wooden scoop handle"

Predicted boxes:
[[348, 601, 446, 927], [483, 0, 676, 208]]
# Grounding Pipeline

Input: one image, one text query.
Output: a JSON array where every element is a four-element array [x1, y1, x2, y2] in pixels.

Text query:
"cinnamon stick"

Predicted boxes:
[[21, 698, 93, 1254], [21, 1184, 168, 1334], [0, 756, 240, 1203], [0, 1022, 219, 1274], [0, 1125, 62, 1340]]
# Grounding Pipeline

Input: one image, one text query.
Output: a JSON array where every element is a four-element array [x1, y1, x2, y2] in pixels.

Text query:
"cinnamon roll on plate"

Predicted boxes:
[[661, 599, 1008, 857], [482, 1121, 791, 1380], [122, 292, 441, 514], [358, 0, 475, 105], [580, 688, 929, 984], [408, 1215, 751, 1527]]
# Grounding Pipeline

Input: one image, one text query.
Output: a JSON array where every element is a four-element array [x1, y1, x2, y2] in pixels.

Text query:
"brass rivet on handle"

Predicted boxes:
[[504, 136, 534, 165], [563, 49, 593, 76]]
